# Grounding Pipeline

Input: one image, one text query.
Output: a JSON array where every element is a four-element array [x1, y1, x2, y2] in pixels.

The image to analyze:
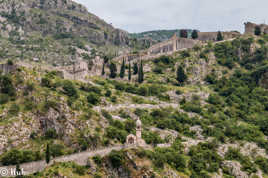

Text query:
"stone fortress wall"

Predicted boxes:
[[114, 34, 202, 62], [46, 22, 264, 81], [114, 29, 241, 63], [197, 31, 240, 42], [244, 22, 268, 35]]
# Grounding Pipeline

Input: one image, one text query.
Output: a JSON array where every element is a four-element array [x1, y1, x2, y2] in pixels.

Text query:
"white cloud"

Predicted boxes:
[[74, 0, 268, 33]]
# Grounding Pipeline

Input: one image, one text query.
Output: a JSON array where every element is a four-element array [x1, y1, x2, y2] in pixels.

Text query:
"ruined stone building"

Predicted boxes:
[[59, 60, 88, 80], [0, 63, 17, 75], [244, 22, 268, 35]]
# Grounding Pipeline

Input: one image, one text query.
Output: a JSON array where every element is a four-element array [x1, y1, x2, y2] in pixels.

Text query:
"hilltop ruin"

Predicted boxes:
[[244, 22, 268, 35]]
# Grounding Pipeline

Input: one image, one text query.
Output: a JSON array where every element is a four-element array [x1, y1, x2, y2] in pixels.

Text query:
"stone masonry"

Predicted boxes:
[[244, 22, 268, 35]]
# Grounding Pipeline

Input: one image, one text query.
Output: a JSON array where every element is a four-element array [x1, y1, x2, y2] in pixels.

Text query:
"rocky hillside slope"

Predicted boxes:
[[0, 33, 267, 177]]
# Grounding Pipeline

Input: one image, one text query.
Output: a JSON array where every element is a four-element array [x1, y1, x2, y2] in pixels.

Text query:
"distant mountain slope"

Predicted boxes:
[[0, 0, 131, 46], [0, 0, 138, 65]]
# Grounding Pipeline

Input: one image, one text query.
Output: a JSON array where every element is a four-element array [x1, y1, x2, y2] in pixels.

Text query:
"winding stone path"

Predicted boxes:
[[94, 103, 179, 112], [0, 145, 153, 177]]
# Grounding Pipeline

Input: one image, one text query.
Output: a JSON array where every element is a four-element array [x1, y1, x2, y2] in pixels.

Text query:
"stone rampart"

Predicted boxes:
[[244, 22, 268, 35]]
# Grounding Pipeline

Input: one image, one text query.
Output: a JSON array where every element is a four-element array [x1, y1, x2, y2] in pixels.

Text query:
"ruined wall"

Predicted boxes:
[[198, 32, 240, 42], [244, 22, 268, 35], [58, 60, 88, 80], [0, 64, 17, 74]]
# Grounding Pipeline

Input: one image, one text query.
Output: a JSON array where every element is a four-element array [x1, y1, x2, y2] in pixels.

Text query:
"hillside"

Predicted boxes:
[[0, 31, 268, 177], [0, 0, 148, 65]]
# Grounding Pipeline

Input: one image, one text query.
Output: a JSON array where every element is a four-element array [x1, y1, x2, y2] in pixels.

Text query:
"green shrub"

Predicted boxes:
[[50, 144, 65, 157], [189, 142, 222, 174], [24, 82, 34, 95], [45, 128, 58, 139], [8, 103, 20, 116], [87, 92, 100, 105], [182, 102, 202, 113], [73, 164, 86, 175], [114, 82, 126, 91], [108, 150, 124, 168], [62, 80, 78, 98], [138, 86, 149, 96], [153, 56, 173, 65], [92, 155, 102, 166], [101, 110, 112, 121], [0, 93, 9, 104], [181, 50, 190, 58], [94, 173, 102, 178], [153, 153, 166, 168], [124, 119, 136, 133], [153, 66, 164, 74], [106, 126, 127, 143], [1, 149, 41, 165], [111, 96, 117, 103], [208, 94, 223, 105], [105, 90, 112, 97], [7, 59, 14, 65], [255, 156, 268, 174], [0, 75, 16, 97], [142, 131, 163, 145], [80, 84, 101, 95], [125, 85, 138, 94], [41, 100, 58, 113], [41, 77, 51, 88], [175, 89, 183, 95]]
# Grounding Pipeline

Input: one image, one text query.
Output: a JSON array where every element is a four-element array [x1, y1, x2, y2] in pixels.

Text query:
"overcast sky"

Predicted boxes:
[[74, 0, 268, 33]]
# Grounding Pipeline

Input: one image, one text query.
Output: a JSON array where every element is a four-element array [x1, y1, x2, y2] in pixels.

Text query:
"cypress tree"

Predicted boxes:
[[191, 30, 198, 39], [109, 62, 117, 78], [103, 55, 109, 63], [255, 26, 261, 36], [46, 143, 50, 164], [176, 65, 187, 84], [101, 62, 105, 76], [128, 62, 131, 81], [217, 31, 223, 41], [133, 62, 138, 75], [138, 61, 144, 83], [120, 59, 125, 78]]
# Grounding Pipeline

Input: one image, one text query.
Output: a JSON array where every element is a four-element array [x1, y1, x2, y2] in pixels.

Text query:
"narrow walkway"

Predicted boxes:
[[0, 145, 152, 177], [94, 103, 179, 112]]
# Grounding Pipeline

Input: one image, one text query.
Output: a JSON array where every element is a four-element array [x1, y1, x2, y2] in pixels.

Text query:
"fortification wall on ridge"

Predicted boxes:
[[198, 32, 240, 42], [244, 22, 268, 35], [114, 34, 201, 62]]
